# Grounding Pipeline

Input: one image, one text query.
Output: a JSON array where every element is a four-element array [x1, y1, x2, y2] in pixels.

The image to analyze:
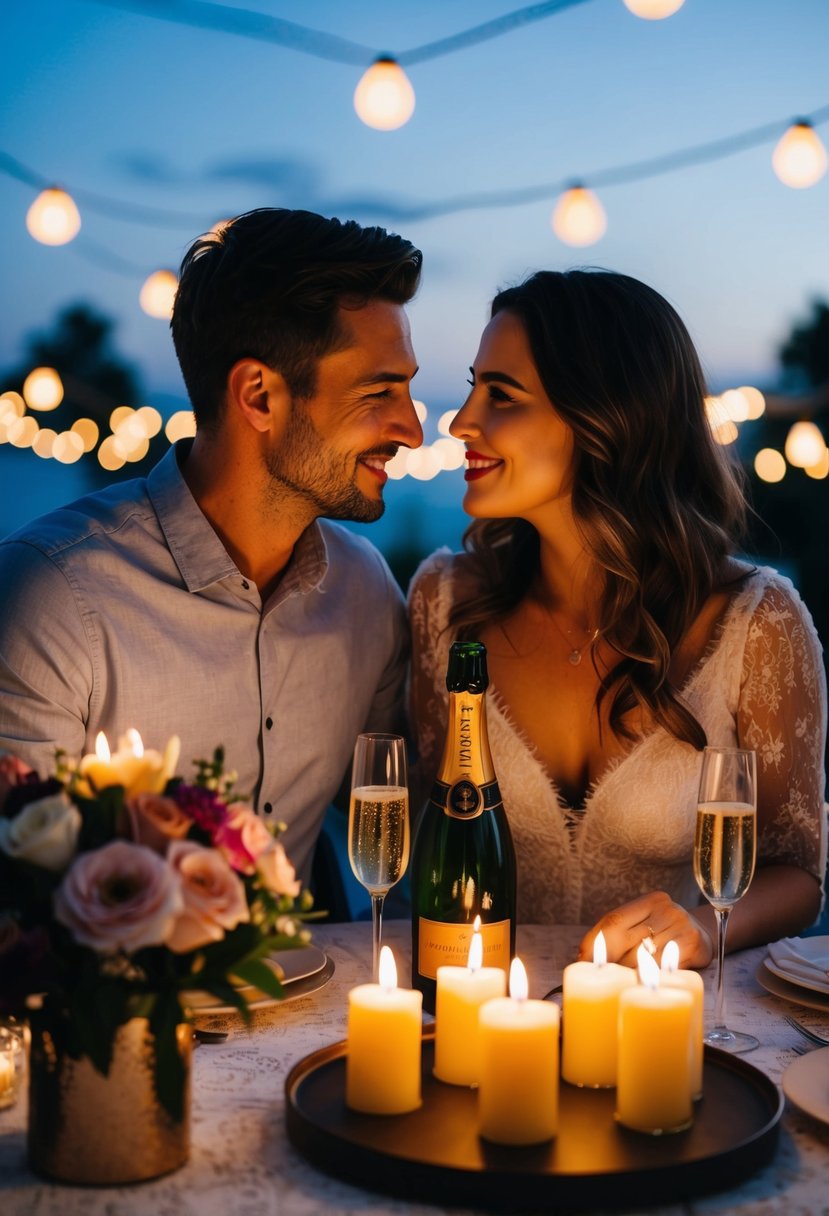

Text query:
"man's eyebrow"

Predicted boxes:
[[473, 369, 528, 392], [356, 368, 419, 386]]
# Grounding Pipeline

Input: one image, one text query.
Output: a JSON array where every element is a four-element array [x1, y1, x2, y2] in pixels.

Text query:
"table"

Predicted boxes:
[[1, 922, 828, 1215]]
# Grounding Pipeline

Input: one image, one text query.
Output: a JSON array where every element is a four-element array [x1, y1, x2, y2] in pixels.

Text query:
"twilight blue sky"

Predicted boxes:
[[1, 0, 828, 538]]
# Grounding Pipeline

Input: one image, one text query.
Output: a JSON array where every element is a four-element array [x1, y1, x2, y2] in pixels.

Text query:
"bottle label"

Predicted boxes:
[[417, 917, 511, 979], [430, 778, 503, 821]]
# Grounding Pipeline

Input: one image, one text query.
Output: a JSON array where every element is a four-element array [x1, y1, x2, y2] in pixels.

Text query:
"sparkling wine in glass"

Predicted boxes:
[[693, 745, 758, 1053], [348, 733, 410, 982]]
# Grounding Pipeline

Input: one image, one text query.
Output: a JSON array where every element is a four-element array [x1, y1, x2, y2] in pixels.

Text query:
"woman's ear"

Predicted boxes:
[[226, 358, 291, 435]]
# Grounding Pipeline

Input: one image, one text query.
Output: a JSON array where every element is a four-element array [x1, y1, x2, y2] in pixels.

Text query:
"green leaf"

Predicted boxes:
[[148, 990, 187, 1123], [230, 957, 285, 1001]]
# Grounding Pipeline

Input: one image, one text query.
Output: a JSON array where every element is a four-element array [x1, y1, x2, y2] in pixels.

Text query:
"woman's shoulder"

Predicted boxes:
[[725, 561, 823, 658], [408, 547, 477, 602]]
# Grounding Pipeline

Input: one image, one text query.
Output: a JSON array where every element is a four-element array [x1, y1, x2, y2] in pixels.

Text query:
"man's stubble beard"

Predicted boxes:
[[263, 401, 385, 524]]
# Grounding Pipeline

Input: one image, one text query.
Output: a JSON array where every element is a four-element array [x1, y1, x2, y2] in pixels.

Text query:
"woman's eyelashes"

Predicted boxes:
[[466, 375, 515, 406]]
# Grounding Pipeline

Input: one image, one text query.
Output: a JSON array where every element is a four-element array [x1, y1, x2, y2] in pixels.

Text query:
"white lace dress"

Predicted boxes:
[[409, 551, 827, 925]]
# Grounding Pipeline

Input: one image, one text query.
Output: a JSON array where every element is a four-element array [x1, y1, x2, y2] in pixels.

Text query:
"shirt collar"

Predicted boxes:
[[147, 441, 239, 592], [148, 440, 330, 597]]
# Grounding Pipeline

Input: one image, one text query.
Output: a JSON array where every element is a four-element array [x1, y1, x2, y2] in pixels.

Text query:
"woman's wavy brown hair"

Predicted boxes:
[[449, 269, 749, 749]]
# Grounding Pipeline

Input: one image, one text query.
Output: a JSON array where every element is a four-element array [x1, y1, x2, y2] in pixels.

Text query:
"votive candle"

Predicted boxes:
[[434, 917, 507, 1086], [346, 946, 422, 1115], [660, 939, 705, 1100], [562, 931, 637, 1087]]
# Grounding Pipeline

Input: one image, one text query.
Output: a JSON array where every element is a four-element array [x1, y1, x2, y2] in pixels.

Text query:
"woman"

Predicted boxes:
[[409, 269, 826, 968]]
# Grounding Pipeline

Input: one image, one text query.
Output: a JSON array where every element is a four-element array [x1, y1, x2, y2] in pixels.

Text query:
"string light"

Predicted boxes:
[[354, 57, 415, 130], [165, 410, 197, 443], [139, 269, 178, 319], [622, 0, 685, 18], [22, 367, 64, 411], [805, 448, 829, 480], [754, 449, 786, 484], [772, 121, 828, 189], [551, 186, 606, 246], [25, 187, 81, 246], [784, 420, 826, 468]]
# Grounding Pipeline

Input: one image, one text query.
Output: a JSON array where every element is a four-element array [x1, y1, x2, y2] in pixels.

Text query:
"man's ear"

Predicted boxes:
[[227, 359, 290, 435]]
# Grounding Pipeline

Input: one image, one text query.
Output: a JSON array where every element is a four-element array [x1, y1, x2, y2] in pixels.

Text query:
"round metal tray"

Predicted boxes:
[[285, 1028, 782, 1211]]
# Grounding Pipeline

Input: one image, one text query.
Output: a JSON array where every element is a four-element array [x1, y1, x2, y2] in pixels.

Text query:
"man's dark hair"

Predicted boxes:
[[171, 208, 422, 429]]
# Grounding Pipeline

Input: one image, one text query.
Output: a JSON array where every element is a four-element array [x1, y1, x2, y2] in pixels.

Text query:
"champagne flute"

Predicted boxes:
[[348, 733, 410, 982], [693, 745, 758, 1053]]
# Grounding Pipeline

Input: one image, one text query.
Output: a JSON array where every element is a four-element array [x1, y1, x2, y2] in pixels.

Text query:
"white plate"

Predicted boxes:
[[782, 1044, 829, 1124], [184, 945, 331, 1013], [755, 961, 829, 1013], [765, 936, 829, 996]]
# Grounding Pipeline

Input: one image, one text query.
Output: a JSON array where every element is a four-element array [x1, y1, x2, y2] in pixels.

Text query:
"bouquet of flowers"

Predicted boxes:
[[0, 733, 313, 1118]]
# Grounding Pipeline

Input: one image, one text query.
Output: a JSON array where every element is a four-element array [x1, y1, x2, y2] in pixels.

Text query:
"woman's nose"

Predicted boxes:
[[449, 399, 480, 440]]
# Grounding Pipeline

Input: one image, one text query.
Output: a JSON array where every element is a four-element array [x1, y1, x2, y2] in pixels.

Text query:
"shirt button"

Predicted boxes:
[[265, 716, 273, 730], [264, 801, 273, 814], [241, 579, 250, 590]]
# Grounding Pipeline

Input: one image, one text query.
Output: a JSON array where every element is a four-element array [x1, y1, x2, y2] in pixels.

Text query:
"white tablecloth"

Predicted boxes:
[[2, 921, 828, 1215]]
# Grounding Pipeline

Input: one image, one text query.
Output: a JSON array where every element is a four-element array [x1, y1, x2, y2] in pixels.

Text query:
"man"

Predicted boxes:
[[0, 208, 423, 882]]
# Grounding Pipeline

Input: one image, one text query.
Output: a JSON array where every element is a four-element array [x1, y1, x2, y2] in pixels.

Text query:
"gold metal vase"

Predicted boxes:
[[27, 1013, 191, 1185]]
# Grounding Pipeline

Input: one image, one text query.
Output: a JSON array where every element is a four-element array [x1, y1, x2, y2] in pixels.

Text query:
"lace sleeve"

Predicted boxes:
[[738, 578, 827, 885], [407, 551, 454, 801]]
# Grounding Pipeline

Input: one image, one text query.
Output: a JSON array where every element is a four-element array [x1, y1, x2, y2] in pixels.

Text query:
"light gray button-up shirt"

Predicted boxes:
[[0, 442, 409, 881]]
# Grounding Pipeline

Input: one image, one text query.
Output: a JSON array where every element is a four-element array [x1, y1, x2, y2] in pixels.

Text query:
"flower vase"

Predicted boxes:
[[27, 1013, 191, 1184]]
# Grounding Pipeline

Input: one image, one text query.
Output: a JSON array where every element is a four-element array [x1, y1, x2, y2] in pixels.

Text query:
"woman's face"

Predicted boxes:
[[450, 309, 576, 523]]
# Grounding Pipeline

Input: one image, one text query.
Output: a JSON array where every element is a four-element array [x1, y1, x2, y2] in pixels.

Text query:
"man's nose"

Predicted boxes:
[[390, 395, 423, 449]]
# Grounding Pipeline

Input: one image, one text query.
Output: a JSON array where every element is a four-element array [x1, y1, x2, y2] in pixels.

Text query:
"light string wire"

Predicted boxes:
[[85, 0, 598, 66]]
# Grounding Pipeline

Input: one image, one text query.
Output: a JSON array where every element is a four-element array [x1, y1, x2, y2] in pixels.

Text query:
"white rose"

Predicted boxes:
[[0, 792, 82, 871]]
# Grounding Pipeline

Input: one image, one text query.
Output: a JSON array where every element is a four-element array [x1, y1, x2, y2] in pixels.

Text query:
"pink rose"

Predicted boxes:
[[54, 841, 183, 955], [257, 841, 301, 899], [126, 793, 193, 854], [165, 840, 250, 954], [222, 803, 273, 870]]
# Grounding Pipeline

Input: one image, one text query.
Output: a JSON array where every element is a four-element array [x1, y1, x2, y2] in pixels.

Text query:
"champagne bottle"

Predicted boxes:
[[410, 640, 516, 1014]]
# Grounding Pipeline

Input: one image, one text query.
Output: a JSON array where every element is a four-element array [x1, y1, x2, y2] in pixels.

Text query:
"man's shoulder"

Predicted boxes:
[[318, 521, 397, 582], [1, 475, 153, 563]]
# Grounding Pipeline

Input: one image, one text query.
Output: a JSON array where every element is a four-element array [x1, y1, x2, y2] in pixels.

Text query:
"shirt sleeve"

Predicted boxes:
[[737, 576, 827, 886], [360, 552, 410, 741], [0, 540, 94, 774]]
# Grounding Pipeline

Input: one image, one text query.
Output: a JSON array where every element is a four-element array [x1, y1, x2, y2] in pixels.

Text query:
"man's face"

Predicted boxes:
[[265, 299, 421, 522]]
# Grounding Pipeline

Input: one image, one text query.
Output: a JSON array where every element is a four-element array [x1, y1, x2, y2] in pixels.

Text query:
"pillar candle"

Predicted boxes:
[[434, 918, 507, 1086], [346, 946, 423, 1115], [562, 931, 637, 1087], [478, 958, 560, 1145], [616, 945, 693, 1135], [660, 939, 705, 1100]]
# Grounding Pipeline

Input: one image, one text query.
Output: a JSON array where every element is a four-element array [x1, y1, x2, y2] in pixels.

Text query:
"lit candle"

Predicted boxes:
[[346, 946, 423, 1115], [478, 958, 560, 1145], [660, 939, 705, 1100], [78, 731, 180, 797], [434, 916, 507, 1086], [561, 931, 637, 1087], [0, 1028, 21, 1110], [616, 945, 694, 1134]]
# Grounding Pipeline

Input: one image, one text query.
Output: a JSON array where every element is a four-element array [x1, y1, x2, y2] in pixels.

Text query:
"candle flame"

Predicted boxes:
[[378, 945, 397, 992], [95, 731, 111, 763], [637, 943, 661, 989], [661, 939, 680, 973], [593, 930, 607, 966], [473, 914, 481, 933], [467, 928, 483, 972], [126, 727, 144, 758], [509, 957, 528, 1002]]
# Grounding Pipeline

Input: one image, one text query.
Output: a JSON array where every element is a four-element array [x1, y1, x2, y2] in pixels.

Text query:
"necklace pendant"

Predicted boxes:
[[568, 649, 582, 666]]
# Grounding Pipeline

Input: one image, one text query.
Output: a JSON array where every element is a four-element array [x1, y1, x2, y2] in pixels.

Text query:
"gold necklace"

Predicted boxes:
[[548, 614, 599, 666]]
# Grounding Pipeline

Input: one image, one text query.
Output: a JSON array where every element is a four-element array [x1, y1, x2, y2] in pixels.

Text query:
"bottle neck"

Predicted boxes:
[[436, 690, 496, 786]]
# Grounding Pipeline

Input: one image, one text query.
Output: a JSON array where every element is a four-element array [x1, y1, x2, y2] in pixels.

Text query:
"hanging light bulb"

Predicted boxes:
[[22, 367, 64, 411], [551, 185, 607, 247], [139, 270, 178, 319], [26, 188, 81, 245], [622, 0, 685, 17], [354, 57, 415, 131], [784, 420, 826, 468], [772, 121, 828, 189]]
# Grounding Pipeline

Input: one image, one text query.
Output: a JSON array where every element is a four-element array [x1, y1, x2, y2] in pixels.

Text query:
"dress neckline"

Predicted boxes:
[[486, 575, 754, 813]]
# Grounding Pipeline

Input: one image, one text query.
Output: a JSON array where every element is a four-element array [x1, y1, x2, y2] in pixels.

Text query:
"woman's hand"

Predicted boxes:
[[577, 891, 714, 970]]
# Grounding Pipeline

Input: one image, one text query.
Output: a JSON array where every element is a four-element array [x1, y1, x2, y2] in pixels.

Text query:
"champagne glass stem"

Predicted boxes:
[[371, 893, 385, 983], [712, 906, 730, 1030]]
